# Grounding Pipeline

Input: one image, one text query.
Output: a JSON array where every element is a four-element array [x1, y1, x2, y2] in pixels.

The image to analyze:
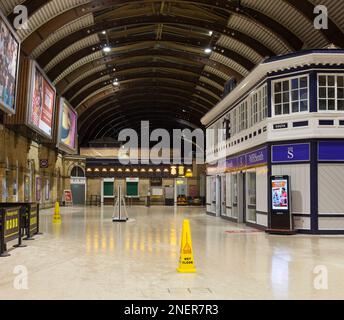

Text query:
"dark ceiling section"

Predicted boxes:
[[7, 0, 344, 147]]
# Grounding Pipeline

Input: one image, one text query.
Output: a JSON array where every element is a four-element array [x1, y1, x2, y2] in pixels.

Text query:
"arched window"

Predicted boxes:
[[71, 166, 85, 178]]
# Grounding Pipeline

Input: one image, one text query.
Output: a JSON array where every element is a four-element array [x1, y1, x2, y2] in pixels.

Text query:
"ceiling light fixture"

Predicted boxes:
[[103, 45, 111, 53], [204, 48, 212, 54]]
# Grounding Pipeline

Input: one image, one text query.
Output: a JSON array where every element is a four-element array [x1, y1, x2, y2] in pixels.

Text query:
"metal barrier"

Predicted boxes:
[[0, 206, 26, 257], [0, 203, 41, 241], [87, 195, 101, 206]]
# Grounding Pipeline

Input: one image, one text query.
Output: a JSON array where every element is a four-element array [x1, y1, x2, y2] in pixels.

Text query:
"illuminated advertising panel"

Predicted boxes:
[[27, 62, 56, 139], [58, 98, 78, 153], [271, 178, 289, 211], [0, 11, 20, 114], [269, 175, 293, 232]]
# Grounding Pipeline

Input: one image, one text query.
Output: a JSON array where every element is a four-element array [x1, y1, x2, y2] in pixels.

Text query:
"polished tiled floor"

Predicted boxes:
[[0, 206, 344, 300]]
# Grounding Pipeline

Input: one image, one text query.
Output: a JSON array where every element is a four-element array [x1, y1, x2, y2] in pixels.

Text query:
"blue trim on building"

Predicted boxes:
[[309, 70, 318, 113], [267, 79, 272, 118], [267, 143, 272, 229], [310, 141, 319, 233]]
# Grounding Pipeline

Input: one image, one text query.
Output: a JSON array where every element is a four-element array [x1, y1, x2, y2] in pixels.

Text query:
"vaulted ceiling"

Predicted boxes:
[[2, 0, 344, 146]]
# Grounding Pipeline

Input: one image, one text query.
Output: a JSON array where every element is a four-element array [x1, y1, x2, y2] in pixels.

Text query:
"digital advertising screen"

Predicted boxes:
[[271, 178, 289, 211], [0, 12, 20, 114], [28, 62, 56, 139], [58, 99, 78, 153]]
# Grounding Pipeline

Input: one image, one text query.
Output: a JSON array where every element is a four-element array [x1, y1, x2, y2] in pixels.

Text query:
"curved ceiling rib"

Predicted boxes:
[[63, 63, 226, 100], [14, 1, 302, 52], [2, 0, 344, 146], [80, 105, 203, 144]]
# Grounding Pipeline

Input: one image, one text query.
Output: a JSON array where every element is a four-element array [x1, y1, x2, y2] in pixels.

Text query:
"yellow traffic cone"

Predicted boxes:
[[53, 202, 62, 224], [177, 219, 196, 273]]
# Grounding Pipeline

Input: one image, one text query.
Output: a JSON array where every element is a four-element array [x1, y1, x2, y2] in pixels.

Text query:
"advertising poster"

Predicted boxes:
[[59, 100, 77, 151], [272, 179, 289, 210], [24, 175, 30, 202], [64, 190, 73, 204], [0, 14, 20, 114], [36, 177, 42, 202], [28, 63, 56, 138]]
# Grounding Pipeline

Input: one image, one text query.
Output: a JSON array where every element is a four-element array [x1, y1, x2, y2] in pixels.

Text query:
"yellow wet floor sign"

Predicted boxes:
[[177, 219, 196, 273], [53, 202, 62, 224]]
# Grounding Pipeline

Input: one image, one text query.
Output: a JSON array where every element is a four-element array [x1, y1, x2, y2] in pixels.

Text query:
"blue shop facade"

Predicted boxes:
[[203, 50, 344, 234]]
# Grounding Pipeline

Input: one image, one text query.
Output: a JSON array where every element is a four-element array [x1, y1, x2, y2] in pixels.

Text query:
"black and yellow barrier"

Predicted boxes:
[[0, 203, 41, 241], [0, 206, 26, 257]]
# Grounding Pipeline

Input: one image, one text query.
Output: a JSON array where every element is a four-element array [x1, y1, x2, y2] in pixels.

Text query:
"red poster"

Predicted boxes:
[[41, 78, 54, 127], [64, 190, 73, 203], [29, 65, 56, 137]]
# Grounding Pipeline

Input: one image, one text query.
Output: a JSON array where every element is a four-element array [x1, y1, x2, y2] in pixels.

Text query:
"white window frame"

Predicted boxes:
[[318, 73, 344, 113], [272, 75, 310, 117]]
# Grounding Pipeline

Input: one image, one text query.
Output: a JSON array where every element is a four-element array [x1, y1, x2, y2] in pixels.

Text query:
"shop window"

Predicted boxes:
[[273, 76, 309, 115], [239, 101, 248, 131], [231, 174, 238, 218], [251, 93, 259, 126], [246, 172, 257, 223], [318, 74, 344, 111], [104, 182, 114, 197], [262, 85, 268, 119]]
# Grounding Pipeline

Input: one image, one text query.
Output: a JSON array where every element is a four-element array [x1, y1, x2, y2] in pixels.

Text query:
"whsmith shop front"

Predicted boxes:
[[206, 141, 344, 234]]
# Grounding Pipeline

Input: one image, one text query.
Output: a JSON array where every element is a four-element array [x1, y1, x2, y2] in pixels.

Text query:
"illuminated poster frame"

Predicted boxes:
[[57, 98, 78, 154], [0, 9, 21, 115], [269, 175, 293, 232], [27, 60, 57, 140]]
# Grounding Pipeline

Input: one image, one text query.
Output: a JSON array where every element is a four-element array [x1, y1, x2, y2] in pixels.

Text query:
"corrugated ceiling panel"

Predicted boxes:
[[0, 0, 22, 16], [204, 66, 230, 81], [62, 65, 106, 94], [76, 85, 113, 110], [44, 34, 99, 72], [216, 35, 263, 65], [310, 0, 344, 32], [211, 52, 249, 77], [243, 0, 328, 48], [192, 92, 216, 106], [71, 75, 110, 101], [199, 76, 224, 92], [17, 0, 90, 41], [32, 13, 94, 59], [54, 51, 102, 85], [228, 14, 291, 54], [195, 85, 221, 101]]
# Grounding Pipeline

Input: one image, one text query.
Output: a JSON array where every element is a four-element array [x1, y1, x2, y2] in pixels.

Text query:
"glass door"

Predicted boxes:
[[221, 175, 226, 216], [231, 173, 238, 218], [246, 171, 257, 223]]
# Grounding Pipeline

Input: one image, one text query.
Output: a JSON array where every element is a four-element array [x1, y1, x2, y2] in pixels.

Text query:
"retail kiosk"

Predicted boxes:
[[203, 50, 344, 234]]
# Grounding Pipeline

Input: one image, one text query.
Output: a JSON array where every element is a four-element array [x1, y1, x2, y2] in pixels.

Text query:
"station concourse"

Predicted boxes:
[[0, 0, 344, 301]]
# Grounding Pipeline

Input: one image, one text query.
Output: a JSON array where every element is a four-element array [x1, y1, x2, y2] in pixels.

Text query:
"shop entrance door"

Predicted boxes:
[[71, 184, 86, 205], [231, 173, 238, 219], [221, 175, 226, 216], [215, 175, 221, 217], [237, 172, 246, 224]]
